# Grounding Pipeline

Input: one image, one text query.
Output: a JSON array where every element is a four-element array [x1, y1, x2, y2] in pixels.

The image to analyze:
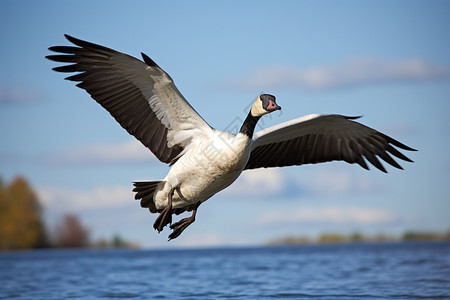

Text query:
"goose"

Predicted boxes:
[[47, 35, 416, 240]]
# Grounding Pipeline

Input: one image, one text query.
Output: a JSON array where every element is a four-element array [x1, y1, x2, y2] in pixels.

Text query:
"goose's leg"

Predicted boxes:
[[153, 188, 175, 233], [168, 201, 201, 240]]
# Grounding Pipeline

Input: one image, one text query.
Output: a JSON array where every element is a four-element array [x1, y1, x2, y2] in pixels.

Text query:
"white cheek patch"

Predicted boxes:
[[251, 99, 269, 117]]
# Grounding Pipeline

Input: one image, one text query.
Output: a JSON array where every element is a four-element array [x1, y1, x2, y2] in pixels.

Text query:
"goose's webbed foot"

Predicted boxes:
[[168, 202, 201, 241], [153, 188, 175, 233], [153, 206, 172, 233]]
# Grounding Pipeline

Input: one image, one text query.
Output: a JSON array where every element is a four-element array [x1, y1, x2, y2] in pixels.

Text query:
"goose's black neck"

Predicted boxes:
[[239, 112, 261, 138]]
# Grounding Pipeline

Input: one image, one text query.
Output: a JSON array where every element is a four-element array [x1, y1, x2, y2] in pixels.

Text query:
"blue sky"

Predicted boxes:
[[1, 0, 449, 248]]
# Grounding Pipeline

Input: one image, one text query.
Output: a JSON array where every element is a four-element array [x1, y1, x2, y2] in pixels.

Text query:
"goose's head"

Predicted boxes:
[[250, 94, 281, 117]]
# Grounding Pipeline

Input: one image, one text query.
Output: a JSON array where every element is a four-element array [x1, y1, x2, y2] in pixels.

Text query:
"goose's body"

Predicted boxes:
[[154, 131, 251, 211], [47, 35, 416, 240]]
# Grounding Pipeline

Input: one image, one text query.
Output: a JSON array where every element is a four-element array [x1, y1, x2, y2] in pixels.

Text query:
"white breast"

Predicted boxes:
[[153, 132, 252, 210]]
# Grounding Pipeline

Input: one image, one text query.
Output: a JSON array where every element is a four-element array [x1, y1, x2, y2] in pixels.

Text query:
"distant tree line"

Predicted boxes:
[[0, 176, 137, 250], [267, 231, 450, 246]]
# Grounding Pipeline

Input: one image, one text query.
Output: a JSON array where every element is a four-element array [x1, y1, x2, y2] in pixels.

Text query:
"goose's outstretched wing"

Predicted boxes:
[[245, 114, 416, 172], [47, 35, 212, 164]]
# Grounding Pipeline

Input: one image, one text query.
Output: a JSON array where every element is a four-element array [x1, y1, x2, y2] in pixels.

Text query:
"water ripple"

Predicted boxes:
[[0, 242, 449, 300]]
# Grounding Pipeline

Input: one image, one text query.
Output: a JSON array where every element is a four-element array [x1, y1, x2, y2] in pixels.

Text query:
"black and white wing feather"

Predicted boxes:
[[245, 114, 416, 172], [47, 35, 212, 164]]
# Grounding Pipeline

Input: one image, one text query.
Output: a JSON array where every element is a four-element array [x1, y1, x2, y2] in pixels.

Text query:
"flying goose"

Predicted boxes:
[[47, 35, 416, 240]]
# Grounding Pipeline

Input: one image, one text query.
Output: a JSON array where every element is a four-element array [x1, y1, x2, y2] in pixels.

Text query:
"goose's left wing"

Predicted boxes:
[[245, 114, 416, 172], [46, 35, 212, 164]]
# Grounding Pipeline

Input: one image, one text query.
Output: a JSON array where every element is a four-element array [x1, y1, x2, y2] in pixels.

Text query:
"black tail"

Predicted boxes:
[[132, 181, 163, 213]]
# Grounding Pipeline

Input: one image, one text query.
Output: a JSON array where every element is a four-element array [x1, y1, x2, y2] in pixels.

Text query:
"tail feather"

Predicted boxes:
[[132, 181, 163, 213]]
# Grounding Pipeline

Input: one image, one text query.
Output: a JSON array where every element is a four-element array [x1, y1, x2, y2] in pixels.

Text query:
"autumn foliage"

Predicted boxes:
[[55, 214, 89, 248], [0, 177, 48, 250], [0, 176, 139, 250]]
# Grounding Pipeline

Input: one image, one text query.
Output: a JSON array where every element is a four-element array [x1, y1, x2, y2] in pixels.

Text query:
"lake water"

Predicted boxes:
[[1, 242, 449, 299]]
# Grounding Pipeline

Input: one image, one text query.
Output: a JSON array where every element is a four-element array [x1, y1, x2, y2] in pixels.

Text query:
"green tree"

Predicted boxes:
[[0, 176, 48, 250]]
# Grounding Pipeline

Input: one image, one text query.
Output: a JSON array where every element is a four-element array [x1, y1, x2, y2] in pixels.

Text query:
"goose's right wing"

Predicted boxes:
[[245, 114, 416, 172], [47, 35, 212, 164]]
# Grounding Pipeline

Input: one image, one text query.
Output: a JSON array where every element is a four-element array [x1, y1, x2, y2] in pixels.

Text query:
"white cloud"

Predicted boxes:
[[256, 205, 396, 226], [38, 185, 135, 212], [300, 168, 383, 196], [222, 168, 285, 197], [37, 167, 380, 218], [47, 139, 157, 164], [0, 84, 42, 104], [228, 57, 450, 89], [222, 167, 382, 200]]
